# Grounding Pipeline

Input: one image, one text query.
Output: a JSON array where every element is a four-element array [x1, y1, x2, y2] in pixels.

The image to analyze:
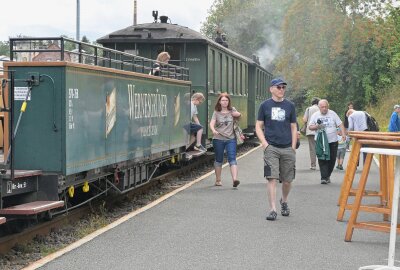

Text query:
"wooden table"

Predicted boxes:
[[337, 132, 400, 222], [358, 147, 400, 270]]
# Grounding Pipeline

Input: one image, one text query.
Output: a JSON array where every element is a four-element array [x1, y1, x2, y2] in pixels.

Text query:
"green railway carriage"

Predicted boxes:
[[0, 38, 192, 225], [7, 62, 190, 177], [97, 18, 272, 139]]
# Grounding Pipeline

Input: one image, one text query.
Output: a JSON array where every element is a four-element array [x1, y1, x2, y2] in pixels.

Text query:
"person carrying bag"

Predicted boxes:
[[209, 93, 241, 188]]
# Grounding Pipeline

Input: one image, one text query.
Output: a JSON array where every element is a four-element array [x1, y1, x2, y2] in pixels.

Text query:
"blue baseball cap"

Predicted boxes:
[[270, 78, 287, 86]]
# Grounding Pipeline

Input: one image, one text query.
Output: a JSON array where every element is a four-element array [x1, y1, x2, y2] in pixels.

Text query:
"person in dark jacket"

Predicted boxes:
[[388, 104, 400, 132]]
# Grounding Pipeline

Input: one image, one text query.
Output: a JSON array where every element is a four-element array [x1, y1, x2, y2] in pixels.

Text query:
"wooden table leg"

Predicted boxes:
[[380, 155, 389, 221], [337, 140, 361, 221], [345, 153, 373, 242]]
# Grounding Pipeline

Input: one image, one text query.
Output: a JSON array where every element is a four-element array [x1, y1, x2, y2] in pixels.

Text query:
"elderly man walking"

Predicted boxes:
[[309, 99, 346, 184]]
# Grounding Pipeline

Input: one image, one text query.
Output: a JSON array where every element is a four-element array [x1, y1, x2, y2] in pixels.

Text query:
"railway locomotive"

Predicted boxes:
[[0, 15, 271, 232]]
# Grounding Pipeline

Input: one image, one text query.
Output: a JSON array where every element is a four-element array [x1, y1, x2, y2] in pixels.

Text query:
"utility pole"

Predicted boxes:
[[76, 0, 80, 41], [133, 0, 137, 25]]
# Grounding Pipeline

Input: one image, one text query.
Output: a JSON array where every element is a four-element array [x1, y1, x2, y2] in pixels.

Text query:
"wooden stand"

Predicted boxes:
[[356, 148, 400, 270], [337, 132, 400, 222]]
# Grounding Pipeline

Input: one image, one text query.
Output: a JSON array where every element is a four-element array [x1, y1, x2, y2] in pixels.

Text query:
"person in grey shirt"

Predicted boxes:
[[347, 109, 368, 132], [347, 109, 368, 163], [302, 97, 320, 170]]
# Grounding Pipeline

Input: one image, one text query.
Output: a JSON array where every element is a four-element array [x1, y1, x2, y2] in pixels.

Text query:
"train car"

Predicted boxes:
[[0, 37, 191, 231], [97, 14, 272, 140]]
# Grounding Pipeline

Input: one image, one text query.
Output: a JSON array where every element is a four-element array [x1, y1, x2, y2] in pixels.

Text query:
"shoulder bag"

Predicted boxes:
[[233, 119, 245, 145]]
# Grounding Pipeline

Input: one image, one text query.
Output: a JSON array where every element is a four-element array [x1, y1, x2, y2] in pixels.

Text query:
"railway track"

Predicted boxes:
[[0, 151, 217, 255]]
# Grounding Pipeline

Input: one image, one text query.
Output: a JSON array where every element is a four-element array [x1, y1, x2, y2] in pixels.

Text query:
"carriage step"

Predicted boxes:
[[185, 150, 206, 158], [0, 217, 6, 224], [0, 201, 64, 215], [1, 170, 42, 179]]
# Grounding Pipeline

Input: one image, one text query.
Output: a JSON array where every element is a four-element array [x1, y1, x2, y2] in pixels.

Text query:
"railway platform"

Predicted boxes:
[[27, 140, 395, 270]]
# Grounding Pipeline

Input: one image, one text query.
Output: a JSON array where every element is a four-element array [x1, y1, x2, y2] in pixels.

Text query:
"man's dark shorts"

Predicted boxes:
[[263, 145, 296, 182]]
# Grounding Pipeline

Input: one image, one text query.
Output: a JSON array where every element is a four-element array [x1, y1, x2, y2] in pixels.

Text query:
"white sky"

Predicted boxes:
[[0, 0, 215, 42]]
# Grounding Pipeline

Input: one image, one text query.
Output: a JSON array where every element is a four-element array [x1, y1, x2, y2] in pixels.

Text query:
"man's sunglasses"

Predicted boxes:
[[275, 85, 286, 90]]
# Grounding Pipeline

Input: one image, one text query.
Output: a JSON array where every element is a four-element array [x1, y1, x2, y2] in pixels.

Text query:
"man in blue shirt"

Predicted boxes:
[[388, 105, 400, 132], [255, 78, 297, 221]]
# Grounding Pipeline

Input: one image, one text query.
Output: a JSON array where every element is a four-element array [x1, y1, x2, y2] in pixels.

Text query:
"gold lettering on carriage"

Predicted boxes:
[[127, 84, 168, 120]]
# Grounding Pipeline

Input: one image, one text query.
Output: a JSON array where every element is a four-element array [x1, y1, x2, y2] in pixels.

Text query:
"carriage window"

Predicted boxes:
[[260, 71, 264, 98], [209, 49, 215, 93], [219, 52, 223, 93], [256, 70, 260, 98], [262, 71, 265, 98], [231, 59, 235, 95], [263, 73, 266, 98], [239, 62, 243, 95], [235, 61, 238, 95], [245, 65, 248, 95], [153, 44, 181, 66], [226, 56, 229, 94], [263, 72, 267, 98]]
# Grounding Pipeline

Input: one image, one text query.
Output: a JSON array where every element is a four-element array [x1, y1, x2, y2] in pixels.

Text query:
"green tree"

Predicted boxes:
[[276, 0, 396, 112], [201, 0, 398, 113], [0, 41, 10, 56]]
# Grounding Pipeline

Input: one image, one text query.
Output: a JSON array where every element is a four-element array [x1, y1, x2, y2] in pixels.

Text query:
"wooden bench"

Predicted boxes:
[[0, 201, 64, 215]]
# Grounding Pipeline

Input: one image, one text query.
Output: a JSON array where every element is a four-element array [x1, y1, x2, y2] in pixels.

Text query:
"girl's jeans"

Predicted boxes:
[[213, 138, 237, 167]]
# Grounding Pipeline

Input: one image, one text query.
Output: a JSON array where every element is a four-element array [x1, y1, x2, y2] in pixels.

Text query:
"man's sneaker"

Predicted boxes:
[[280, 199, 290, 216], [266, 210, 277, 221], [310, 166, 316, 170], [321, 179, 328, 184], [194, 144, 207, 152], [339, 165, 344, 170], [326, 177, 331, 183]]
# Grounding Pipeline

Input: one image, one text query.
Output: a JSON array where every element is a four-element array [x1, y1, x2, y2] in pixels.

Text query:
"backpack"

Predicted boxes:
[[364, 112, 379, 131]]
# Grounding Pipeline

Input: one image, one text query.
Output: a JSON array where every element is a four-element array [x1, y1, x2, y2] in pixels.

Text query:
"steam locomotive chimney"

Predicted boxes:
[[160, 15, 168, 23]]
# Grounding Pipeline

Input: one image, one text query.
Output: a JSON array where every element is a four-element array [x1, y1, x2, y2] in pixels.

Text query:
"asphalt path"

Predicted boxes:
[[29, 140, 397, 270]]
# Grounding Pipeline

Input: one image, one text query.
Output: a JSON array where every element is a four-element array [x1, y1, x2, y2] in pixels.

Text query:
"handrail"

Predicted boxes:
[[348, 131, 400, 137], [9, 37, 190, 81]]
